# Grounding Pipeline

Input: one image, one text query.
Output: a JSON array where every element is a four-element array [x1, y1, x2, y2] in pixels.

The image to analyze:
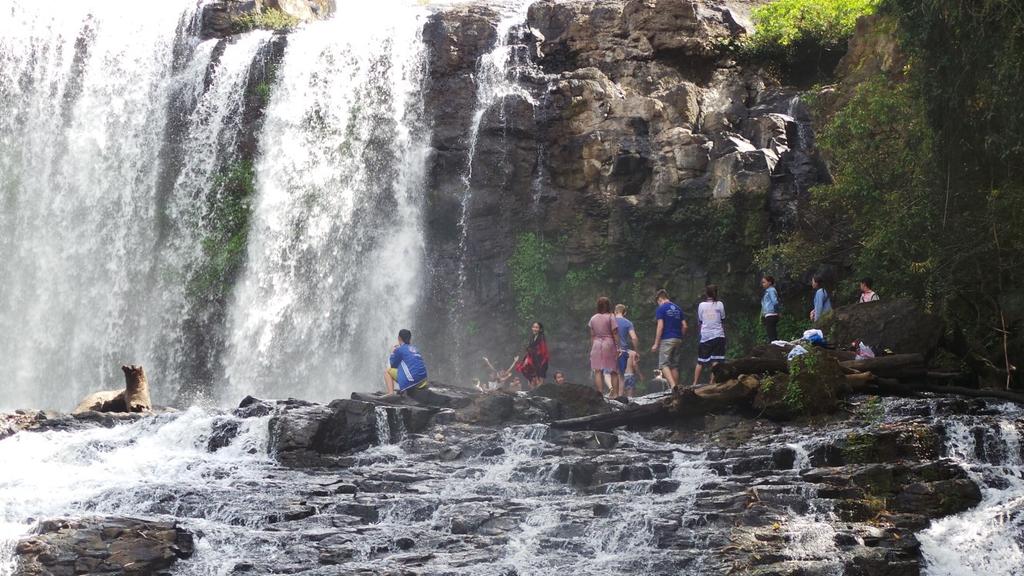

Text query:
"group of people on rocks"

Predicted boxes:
[[383, 276, 882, 395]]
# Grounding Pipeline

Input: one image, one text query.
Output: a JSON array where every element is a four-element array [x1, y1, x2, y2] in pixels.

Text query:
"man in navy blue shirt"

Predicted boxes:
[[385, 329, 428, 394], [649, 289, 687, 390]]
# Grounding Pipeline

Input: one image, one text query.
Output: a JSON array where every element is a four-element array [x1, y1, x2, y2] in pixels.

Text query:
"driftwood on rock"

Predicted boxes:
[[550, 355, 1024, 431], [72, 365, 152, 414], [551, 379, 763, 432], [839, 353, 926, 379]]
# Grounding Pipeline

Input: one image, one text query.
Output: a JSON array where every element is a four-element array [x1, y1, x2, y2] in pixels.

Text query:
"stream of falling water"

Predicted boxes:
[[920, 406, 1024, 575], [0, 0, 435, 410], [0, 0, 202, 410], [222, 5, 431, 403]]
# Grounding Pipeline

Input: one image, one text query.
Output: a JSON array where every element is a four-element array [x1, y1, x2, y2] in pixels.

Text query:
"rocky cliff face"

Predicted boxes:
[[419, 0, 828, 383]]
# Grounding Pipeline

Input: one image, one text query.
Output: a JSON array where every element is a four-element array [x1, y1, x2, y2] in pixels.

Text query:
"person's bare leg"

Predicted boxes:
[[384, 370, 396, 395], [593, 370, 603, 393], [693, 364, 702, 387], [663, 365, 677, 389], [610, 372, 621, 397], [709, 362, 718, 385]]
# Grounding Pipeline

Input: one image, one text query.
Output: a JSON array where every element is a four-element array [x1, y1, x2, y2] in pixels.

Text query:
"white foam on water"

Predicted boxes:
[[921, 410, 1024, 576], [0, 409, 280, 575], [788, 442, 812, 470]]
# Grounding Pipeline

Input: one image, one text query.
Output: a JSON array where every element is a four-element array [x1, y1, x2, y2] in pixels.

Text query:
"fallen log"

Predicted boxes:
[[550, 381, 761, 431], [551, 369, 1024, 432], [550, 401, 671, 431], [839, 354, 926, 379]]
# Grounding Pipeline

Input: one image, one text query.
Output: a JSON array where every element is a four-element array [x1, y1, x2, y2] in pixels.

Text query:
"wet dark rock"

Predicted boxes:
[[530, 383, 610, 419], [207, 417, 241, 451], [269, 399, 379, 467], [406, 384, 476, 409], [14, 517, 193, 576], [455, 393, 516, 425], [545, 428, 619, 449], [235, 395, 274, 418]]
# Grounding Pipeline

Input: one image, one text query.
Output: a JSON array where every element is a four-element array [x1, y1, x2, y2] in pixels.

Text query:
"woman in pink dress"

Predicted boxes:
[[589, 296, 620, 395]]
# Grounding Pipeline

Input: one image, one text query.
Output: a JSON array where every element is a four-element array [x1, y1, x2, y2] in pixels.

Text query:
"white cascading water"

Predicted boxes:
[[920, 408, 1024, 575], [0, 0, 202, 410], [0, 413, 714, 575], [0, 410, 277, 576], [222, 5, 431, 403]]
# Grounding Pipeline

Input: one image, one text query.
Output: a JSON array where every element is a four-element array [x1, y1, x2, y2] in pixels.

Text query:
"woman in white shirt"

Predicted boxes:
[[693, 285, 726, 386]]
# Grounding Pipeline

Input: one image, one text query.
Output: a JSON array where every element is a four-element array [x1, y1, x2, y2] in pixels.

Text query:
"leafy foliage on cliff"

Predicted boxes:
[[885, 0, 1024, 382], [189, 160, 255, 301], [232, 8, 300, 34], [760, 77, 937, 299], [765, 0, 1024, 384], [743, 0, 880, 83]]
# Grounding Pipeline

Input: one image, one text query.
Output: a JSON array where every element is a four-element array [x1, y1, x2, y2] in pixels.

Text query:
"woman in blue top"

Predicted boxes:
[[761, 276, 780, 342], [809, 275, 832, 324]]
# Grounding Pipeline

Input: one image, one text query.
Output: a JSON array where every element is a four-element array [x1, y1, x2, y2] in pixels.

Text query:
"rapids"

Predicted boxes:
[[2, 394, 1023, 575]]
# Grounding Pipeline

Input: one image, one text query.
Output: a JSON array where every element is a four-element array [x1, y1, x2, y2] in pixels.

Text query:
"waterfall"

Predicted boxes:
[[0, 0, 432, 409], [222, 6, 430, 403], [920, 409, 1024, 575], [0, 0, 206, 410]]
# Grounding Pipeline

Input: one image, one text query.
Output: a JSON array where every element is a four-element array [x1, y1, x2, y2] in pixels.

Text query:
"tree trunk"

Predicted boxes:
[[839, 353, 926, 379]]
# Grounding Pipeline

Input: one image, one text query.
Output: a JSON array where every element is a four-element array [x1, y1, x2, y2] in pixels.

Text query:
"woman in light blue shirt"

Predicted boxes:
[[810, 275, 832, 323], [761, 276, 780, 342]]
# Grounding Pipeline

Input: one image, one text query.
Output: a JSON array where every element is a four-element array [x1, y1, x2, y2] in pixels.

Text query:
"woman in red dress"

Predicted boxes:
[[516, 321, 549, 390]]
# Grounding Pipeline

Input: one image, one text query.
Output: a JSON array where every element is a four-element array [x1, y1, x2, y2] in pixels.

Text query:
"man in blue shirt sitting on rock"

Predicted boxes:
[[385, 329, 429, 395]]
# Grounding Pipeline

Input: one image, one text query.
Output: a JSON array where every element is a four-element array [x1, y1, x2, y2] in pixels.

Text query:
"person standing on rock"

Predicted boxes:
[[810, 275, 832, 324], [650, 289, 687, 390], [614, 304, 639, 383], [858, 278, 880, 303], [516, 321, 550, 390], [384, 329, 428, 394], [693, 285, 726, 387], [761, 276, 780, 342], [589, 297, 621, 395]]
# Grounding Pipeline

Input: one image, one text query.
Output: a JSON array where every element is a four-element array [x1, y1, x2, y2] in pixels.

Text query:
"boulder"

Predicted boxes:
[[710, 149, 777, 199], [268, 399, 379, 467], [454, 393, 515, 426], [821, 299, 945, 359], [15, 517, 193, 575], [530, 382, 611, 419]]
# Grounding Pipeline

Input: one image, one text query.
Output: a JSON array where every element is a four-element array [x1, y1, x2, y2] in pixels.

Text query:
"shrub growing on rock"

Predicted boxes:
[[742, 0, 880, 83], [232, 8, 301, 34]]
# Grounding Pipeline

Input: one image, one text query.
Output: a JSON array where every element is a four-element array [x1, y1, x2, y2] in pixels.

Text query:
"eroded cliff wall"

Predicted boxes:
[[419, 0, 828, 383]]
